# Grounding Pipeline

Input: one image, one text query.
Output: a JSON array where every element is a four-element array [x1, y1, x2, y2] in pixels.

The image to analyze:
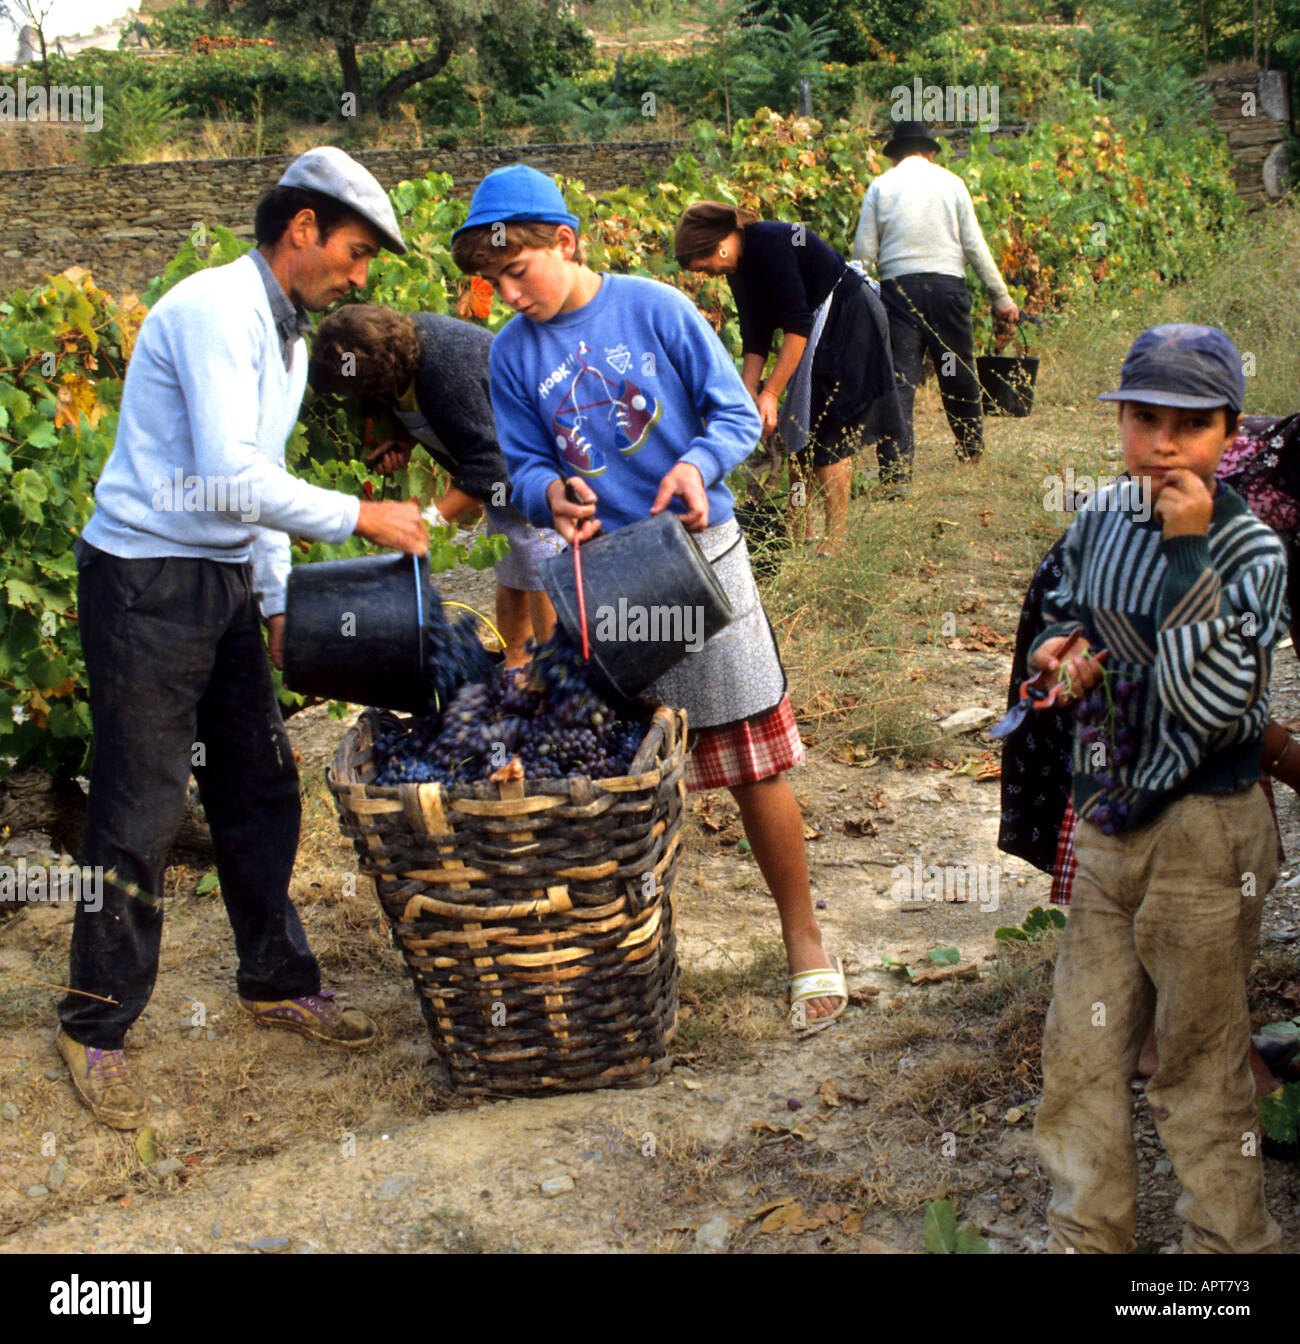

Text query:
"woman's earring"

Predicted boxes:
[[719, 247, 728, 259]]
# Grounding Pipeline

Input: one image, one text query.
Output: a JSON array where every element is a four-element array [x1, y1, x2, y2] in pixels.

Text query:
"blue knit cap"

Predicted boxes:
[[454, 165, 580, 241]]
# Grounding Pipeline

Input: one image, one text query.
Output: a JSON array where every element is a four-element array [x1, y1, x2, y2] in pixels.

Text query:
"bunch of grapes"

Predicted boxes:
[[422, 592, 498, 713], [1071, 668, 1140, 834], [373, 627, 649, 788]]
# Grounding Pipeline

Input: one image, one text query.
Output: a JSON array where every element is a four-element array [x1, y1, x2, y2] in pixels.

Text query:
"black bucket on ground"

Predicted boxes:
[[977, 317, 1040, 418], [734, 493, 788, 582], [542, 512, 734, 699], [283, 553, 434, 713]]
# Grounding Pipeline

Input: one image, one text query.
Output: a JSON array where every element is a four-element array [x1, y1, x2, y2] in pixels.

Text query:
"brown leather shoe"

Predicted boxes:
[[238, 989, 378, 1050], [55, 1030, 147, 1130]]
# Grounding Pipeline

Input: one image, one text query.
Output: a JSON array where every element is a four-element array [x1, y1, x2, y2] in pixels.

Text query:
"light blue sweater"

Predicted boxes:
[[82, 253, 360, 618], [489, 273, 761, 532]]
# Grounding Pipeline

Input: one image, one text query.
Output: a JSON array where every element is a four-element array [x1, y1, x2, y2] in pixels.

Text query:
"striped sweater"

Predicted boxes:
[[1032, 478, 1288, 831]]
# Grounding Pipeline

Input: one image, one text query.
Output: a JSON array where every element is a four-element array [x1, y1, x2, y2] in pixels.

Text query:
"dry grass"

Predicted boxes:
[[758, 398, 1116, 759], [675, 943, 790, 1063], [0, 121, 87, 169]]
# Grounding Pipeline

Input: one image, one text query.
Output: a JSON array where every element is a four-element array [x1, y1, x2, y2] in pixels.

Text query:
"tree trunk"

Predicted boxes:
[[336, 39, 363, 117], [374, 30, 456, 120], [37, 25, 51, 94]]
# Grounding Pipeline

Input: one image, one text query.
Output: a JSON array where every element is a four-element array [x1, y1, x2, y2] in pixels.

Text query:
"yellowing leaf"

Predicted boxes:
[[54, 373, 102, 434], [114, 293, 149, 363]]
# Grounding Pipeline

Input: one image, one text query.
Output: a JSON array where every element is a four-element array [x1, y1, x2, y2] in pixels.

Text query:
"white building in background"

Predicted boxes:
[[4, 2, 140, 65]]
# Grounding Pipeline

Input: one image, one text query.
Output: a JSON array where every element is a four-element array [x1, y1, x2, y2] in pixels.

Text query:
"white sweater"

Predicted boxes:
[[82, 253, 361, 618], [852, 155, 1012, 309]]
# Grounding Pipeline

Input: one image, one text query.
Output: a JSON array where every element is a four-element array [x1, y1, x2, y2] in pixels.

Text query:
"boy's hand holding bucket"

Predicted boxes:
[[650, 462, 709, 532]]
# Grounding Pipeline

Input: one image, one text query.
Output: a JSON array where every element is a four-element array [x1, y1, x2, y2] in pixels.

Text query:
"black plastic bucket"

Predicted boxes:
[[283, 553, 434, 713], [978, 354, 1039, 416], [542, 512, 734, 698], [977, 317, 1040, 417]]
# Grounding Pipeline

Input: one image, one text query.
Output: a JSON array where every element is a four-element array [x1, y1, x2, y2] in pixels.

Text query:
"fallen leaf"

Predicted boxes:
[[970, 622, 1012, 648], [846, 988, 878, 1009], [134, 1126, 159, 1166], [999, 1195, 1023, 1213], [816, 1080, 840, 1108], [812, 1202, 847, 1224], [909, 961, 981, 985], [759, 1202, 827, 1234], [841, 1211, 863, 1235], [1004, 1107, 1024, 1125], [748, 1196, 796, 1221], [681, 1078, 701, 1091], [750, 1121, 815, 1142], [803, 823, 822, 840], [858, 1234, 900, 1253], [842, 816, 878, 838]]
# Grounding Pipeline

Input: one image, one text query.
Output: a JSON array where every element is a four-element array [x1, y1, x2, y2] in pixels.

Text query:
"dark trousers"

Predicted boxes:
[[60, 543, 318, 1049], [877, 272, 984, 482]]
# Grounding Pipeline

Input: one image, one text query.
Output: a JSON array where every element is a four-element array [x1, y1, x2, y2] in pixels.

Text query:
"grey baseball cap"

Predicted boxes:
[[278, 146, 406, 255], [1098, 323, 1245, 412]]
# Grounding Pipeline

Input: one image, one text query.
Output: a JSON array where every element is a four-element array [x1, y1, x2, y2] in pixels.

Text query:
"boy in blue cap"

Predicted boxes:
[[1029, 324, 1286, 1253], [450, 164, 848, 1031]]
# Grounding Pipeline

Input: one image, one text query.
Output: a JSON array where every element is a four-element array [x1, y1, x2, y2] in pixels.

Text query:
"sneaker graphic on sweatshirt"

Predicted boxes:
[[613, 378, 662, 454], [550, 341, 661, 475]]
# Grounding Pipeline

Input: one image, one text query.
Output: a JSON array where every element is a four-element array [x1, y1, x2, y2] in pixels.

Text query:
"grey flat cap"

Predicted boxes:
[[278, 146, 406, 254]]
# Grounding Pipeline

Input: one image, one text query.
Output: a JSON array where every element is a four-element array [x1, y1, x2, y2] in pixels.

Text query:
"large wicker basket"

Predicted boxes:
[[326, 704, 687, 1095]]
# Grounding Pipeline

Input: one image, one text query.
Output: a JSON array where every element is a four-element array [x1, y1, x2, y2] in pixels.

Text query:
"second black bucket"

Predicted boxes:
[[977, 316, 1041, 418], [978, 353, 1039, 417], [543, 513, 734, 699], [283, 552, 433, 713]]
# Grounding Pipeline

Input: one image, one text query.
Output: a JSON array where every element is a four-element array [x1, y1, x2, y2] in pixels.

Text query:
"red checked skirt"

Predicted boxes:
[[685, 693, 805, 791]]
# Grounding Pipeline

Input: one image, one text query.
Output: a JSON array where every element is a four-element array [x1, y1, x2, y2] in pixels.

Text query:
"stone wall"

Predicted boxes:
[[0, 82, 1290, 298], [0, 140, 683, 297], [1195, 66, 1293, 207]]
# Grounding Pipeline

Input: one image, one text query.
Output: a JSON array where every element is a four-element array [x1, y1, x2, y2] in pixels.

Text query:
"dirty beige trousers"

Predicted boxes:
[[1035, 787, 1280, 1254]]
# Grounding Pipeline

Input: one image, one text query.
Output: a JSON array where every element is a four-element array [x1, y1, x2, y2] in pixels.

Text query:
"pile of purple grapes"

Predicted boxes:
[[373, 625, 649, 788], [1071, 670, 1139, 833]]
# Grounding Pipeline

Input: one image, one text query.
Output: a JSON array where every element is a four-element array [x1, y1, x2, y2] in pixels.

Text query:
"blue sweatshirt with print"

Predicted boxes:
[[488, 273, 761, 532]]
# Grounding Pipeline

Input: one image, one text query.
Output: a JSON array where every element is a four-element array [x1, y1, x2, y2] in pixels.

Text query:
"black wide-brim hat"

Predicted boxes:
[[882, 120, 941, 157]]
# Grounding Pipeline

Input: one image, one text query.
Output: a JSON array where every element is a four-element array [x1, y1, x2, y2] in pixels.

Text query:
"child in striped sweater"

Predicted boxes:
[[1029, 325, 1287, 1254]]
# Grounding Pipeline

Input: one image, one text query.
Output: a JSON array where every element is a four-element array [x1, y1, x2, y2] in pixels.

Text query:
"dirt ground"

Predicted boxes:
[[3, 401, 1300, 1256]]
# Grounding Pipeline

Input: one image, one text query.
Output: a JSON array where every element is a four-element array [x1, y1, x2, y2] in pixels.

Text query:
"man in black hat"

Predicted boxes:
[[57, 148, 428, 1130], [852, 120, 1019, 487]]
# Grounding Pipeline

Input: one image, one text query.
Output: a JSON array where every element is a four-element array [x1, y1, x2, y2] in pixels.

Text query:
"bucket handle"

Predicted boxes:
[[412, 553, 426, 679], [988, 312, 1043, 356]]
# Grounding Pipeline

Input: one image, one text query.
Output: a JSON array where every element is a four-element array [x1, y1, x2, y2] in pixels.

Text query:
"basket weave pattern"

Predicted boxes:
[[327, 705, 686, 1095]]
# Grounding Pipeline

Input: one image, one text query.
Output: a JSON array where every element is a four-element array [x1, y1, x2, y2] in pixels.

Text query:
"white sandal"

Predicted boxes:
[[788, 956, 848, 1036]]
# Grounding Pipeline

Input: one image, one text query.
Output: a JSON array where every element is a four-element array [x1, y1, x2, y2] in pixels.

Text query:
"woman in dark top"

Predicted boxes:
[[674, 202, 903, 556]]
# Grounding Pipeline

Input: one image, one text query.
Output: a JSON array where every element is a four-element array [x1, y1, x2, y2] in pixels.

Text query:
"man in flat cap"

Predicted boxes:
[[852, 120, 1019, 488], [58, 148, 426, 1129]]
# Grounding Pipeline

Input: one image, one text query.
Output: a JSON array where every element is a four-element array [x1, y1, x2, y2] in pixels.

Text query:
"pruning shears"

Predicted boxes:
[[989, 628, 1090, 740]]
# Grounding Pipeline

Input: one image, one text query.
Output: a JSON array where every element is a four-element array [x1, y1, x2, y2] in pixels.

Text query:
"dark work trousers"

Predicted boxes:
[[59, 542, 318, 1049], [877, 272, 984, 482]]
